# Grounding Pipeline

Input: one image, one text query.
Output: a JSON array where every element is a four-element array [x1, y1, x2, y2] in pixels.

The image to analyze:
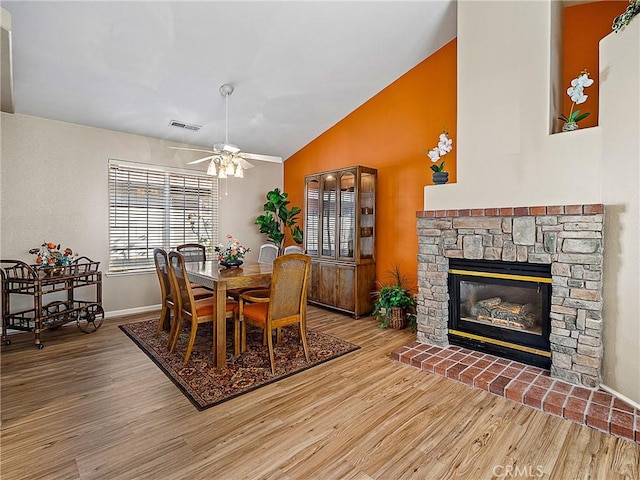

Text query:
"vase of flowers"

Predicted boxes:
[[214, 234, 250, 268], [29, 242, 77, 275], [426, 131, 453, 185], [559, 70, 593, 132]]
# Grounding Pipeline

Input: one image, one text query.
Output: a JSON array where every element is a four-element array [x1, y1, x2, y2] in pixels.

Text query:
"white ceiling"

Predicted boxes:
[[2, 1, 457, 161]]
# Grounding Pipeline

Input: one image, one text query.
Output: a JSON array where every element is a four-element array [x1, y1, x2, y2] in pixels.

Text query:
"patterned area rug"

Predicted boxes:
[[119, 319, 360, 410]]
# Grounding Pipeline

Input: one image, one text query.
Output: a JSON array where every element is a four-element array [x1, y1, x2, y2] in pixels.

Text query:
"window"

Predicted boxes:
[[108, 160, 218, 272]]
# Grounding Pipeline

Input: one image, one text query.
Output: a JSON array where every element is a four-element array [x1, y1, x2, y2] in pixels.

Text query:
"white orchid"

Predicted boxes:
[[427, 148, 440, 163], [437, 133, 453, 155], [426, 131, 453, 172], [559, 70, 593, 126]]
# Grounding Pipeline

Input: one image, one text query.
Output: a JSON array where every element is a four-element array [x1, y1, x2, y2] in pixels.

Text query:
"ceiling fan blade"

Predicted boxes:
[[238, 152, 283, 163], [236, 158, 255, 170], [169, 146, 215, 155], [187, 155, 214, 165]]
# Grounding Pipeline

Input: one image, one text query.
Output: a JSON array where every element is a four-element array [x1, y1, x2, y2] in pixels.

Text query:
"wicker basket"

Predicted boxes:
[[387, 307, 407, 329]]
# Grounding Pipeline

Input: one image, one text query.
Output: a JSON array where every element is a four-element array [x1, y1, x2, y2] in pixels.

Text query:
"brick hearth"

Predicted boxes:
[[416, 204, 604, 388], [392, 342, 639, 444]]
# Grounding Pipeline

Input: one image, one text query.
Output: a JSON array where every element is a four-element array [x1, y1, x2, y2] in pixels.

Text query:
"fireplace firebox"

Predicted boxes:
[[448, 259, 551, 368]]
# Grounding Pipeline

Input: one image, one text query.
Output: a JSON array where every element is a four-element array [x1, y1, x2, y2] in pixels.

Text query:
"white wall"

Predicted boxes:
[[423, 1, 639, 404], [600, 20, 640, 405], [0, 113, 282, 313]]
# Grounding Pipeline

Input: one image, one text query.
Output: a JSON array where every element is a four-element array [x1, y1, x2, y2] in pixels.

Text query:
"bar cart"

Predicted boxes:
[[1, 257, 103, 348]]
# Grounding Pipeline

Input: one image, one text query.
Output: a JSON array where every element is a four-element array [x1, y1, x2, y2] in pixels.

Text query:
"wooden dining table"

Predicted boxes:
[[185, 260, 273, 368]]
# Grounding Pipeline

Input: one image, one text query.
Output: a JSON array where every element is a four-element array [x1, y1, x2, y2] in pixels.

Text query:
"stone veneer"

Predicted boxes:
[[416, 204, 604, 388]]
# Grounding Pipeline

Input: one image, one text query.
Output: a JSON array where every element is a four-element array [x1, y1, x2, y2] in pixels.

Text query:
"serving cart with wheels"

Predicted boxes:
[[1, 257, 104, 348]]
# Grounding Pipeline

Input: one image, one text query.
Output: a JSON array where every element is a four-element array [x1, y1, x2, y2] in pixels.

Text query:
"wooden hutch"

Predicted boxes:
[[304, 166, 376, 318]]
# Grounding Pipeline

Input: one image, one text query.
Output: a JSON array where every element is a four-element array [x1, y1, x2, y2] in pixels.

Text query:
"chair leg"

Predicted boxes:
[[234, 313, 241, 356], [267, 326, 276, 374], [155, 303, 168, 338], [182, 322, 198, 366], [240, 316, 247, 353], [168, 307, 182, 353], [299, 323, 310, 362], [276, 327, 282, 343]]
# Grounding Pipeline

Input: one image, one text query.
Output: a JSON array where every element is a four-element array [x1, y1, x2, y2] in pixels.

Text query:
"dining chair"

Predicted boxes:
[[226, 243, 278, 301], [283, 245, 305, 255], [237, 253, 311, 374], [258, 244, 279, 263], [167, 251, 238, 366], [153, 248, 210, 339], [176, 243, 207, 262]]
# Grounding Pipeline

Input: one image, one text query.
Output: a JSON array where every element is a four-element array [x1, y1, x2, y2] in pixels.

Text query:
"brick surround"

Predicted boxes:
[[416, 204, 604, 388]]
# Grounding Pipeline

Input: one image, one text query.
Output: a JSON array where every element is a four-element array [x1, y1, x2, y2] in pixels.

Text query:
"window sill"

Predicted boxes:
[[106, 269, 155, 278]]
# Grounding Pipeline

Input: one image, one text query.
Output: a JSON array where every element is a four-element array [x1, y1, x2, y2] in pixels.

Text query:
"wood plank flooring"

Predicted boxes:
[[1, 306, 638, 479]]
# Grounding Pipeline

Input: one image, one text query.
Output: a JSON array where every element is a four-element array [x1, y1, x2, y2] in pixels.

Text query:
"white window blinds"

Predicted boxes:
[[108, 160, 219, 272]]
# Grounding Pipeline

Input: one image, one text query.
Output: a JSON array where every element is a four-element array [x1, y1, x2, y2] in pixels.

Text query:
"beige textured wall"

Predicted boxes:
[[0, 113, 282, 313], [423, 1, 639, 404], [600, 20, 640, 405], [424, 0, 602, 211]]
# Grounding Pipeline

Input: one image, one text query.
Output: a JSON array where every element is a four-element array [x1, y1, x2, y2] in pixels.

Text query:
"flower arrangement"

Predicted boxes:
[[214, 234, 250, 263], [29, 242, 77, 267], [558, 70, 593, 130], [426, 131, 453, 173], [612, 0, 640, 33]]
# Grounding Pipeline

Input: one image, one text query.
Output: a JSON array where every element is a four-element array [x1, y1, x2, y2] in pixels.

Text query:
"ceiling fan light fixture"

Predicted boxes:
[[207, 159, 217, 176], [235, 164, 244, 178]]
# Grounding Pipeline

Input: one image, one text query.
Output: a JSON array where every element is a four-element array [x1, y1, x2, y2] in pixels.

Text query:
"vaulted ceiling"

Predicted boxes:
[[2, 1, 457, 161]]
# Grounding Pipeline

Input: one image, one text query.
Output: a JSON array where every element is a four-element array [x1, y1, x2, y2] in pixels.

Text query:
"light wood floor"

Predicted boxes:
[[1, 306, 638, 480]]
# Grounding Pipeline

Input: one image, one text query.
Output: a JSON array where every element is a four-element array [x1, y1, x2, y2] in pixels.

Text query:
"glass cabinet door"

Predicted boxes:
[[359, 171, 375, 260], [321, 174, 337, 257], [305, 179, 319, 256], [339, 172, 356, 259]]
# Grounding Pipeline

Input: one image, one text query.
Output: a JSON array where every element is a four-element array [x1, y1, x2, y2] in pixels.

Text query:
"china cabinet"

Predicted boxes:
[[304, 166, 376, 318]]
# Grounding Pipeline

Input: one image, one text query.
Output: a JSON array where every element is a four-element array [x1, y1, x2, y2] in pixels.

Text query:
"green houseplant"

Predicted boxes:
[[255, 188, 303, 254], [372, 265, 417, 331]]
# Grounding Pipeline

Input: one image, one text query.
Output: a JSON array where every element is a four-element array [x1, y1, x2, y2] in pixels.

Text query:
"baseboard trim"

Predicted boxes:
[[600, 383, 640, 410], [105, 304, 161, 319]]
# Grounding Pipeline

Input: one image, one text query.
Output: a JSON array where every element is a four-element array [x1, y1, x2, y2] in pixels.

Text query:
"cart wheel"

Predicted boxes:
[[37, 343, 44, 349], [4, 339, 11, 345], [77, 303, 104, 333], [42, 301, 70, 330]]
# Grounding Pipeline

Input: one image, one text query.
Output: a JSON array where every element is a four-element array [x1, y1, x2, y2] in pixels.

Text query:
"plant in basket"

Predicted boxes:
[[372, 265, 417, 331]]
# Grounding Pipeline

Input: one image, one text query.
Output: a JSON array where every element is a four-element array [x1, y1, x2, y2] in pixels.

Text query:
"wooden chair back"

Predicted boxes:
[[168, 251, 197, 320], [153, 248, 171, 301], [268, 253, 310, 321], [176, 243, 207, 262]]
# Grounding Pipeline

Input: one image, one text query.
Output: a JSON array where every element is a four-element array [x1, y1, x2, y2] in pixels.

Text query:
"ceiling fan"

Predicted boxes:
[[170, 84, 282, 178]]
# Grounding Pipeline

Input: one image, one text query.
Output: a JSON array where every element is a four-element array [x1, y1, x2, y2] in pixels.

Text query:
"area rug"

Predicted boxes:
[[119, 319, 360, 410]]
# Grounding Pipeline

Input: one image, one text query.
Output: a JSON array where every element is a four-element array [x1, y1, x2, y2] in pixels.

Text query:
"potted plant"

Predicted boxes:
[[372, 265, 417, 331], [255, 188, 303, 254], [558, 70, 593, 132], [612, 0, 640, 33], [426, 131, 453, 185]]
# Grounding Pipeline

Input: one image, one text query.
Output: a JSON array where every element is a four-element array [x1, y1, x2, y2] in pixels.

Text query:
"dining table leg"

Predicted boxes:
[[214, 281, 227, 368]]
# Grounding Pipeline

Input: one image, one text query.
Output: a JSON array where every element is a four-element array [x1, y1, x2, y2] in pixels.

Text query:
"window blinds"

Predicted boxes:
[[108, 160, 218, 272]]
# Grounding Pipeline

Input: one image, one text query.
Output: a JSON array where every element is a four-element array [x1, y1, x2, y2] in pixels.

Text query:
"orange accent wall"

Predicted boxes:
[[564, 1, 628, 128], [284, 39, 457, 287]]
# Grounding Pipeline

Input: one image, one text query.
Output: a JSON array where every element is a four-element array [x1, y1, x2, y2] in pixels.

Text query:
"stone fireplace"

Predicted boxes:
[[416, 204, 604, 388]]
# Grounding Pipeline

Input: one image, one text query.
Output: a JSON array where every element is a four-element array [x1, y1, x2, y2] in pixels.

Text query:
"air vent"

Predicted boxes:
[[169, 120, 202, 131]]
